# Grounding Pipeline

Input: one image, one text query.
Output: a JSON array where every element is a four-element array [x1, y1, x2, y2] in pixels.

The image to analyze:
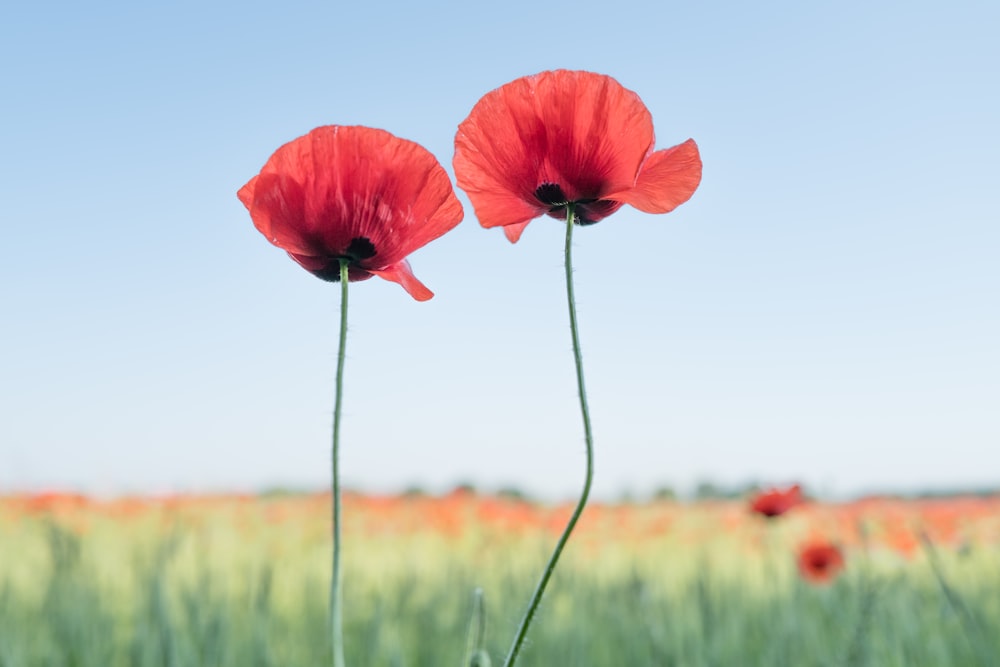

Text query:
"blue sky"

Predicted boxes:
[[2, 1, 997, 499]]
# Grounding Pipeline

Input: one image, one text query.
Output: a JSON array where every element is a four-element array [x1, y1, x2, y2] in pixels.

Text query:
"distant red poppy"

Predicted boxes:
[[239, 125, 463, 301], [797, 541, 845, 584], [453, 70, 702, 242], [750, 484, 804, 518]]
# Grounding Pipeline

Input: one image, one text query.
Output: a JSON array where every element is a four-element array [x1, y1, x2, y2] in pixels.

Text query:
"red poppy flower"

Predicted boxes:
[[750, 484, 804, 519], [453, 70, 702, 242], [238, 125, 463, 301], [797, 541, 845, 584]]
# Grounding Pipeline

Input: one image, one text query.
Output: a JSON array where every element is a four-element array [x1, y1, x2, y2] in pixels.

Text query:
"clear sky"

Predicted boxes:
[[2, 1, 997, 500]]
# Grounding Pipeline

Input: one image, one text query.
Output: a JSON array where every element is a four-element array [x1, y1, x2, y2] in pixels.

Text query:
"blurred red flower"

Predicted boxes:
[[239, 125, 463, 301], [453, 70, 702, 242], [797, 541, 845, 584], [750, 484, 803, 518]]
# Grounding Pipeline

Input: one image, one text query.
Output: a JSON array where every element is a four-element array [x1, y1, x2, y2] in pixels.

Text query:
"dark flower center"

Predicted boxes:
[[535, 182, 568, 206], [535, 182, 616, 226], [312, 236, 377, 282], [345, 236, 376, 261]]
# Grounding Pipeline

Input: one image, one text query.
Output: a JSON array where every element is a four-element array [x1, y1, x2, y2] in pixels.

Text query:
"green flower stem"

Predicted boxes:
[[503, 203, 595, 667], [331, 258, 350, 667]]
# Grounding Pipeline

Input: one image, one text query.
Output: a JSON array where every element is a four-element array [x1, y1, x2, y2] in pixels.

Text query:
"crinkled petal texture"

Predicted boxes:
[[611, 139, 702, 214], [238, 126, 463, 300], [454, 70, 702, 241]]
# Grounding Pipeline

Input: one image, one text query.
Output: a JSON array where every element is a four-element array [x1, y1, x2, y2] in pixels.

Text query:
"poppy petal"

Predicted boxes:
[[455, 70, 654, 230], [453, 116, 549, 231], [239, 126, 463, 300], [615, 139, 702, 214], [503, 221, 531, 243], [239, 172, 318, 257], [236, 175, 257, 210], [245, 126, 462, 266], [332, 127, 464, 262], [369, 260, 434, 301]]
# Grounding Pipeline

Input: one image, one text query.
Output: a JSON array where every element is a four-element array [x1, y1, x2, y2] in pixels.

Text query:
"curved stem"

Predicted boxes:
[[331, 258, 349, 667], [503, 203, 595, 667]]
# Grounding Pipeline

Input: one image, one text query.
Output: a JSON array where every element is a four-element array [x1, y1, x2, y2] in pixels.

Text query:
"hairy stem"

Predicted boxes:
[[331, 258, 349, 667], [503, 203, 595, 667]]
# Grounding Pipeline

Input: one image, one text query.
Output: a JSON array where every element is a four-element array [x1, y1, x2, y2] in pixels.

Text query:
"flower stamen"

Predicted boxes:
[[534, 182, 568, 206], [346, 236, 376, 261]]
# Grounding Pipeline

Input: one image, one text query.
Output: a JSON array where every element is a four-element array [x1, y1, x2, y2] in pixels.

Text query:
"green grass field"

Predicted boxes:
[[1, 492, 997, 666]]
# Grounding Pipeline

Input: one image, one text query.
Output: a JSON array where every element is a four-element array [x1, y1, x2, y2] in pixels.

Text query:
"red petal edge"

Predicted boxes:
[[369, 260, 434, 301], [503, 221, 531, 243], [616, 139, 702, 214]]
